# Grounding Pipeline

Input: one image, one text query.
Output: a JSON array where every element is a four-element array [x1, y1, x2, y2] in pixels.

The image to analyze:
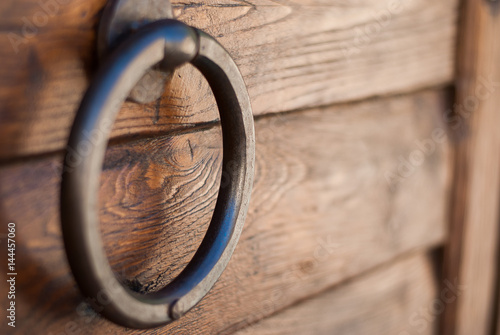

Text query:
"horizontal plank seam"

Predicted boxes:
[[223, 241, 445, 335], [0, 83, 452, 167], [0, 120, 220, 166]]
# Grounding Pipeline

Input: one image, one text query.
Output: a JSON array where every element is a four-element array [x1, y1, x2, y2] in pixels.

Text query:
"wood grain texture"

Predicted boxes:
[[234, 251, 439, 335], [441, 1, 500, 335], [0, 89, 451, 334], [0, 0, 459, 158]]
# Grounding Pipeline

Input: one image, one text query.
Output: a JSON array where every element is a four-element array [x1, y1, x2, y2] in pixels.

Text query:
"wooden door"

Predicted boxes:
[[0, 0, 498, 334]]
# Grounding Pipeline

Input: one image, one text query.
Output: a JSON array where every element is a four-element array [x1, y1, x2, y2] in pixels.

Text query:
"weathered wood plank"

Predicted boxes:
[[0, 0, 458, 158], [0, 89, 451, 334], [442, 1, 500, 334], [234, 251, 439, 335]]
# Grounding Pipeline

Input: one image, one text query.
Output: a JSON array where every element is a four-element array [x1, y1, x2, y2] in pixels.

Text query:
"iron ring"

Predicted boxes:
[[61, 19, 255, 328]]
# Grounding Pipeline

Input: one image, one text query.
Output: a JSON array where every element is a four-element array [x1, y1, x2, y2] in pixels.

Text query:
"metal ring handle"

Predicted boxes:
[[61, 19, 255, 328]]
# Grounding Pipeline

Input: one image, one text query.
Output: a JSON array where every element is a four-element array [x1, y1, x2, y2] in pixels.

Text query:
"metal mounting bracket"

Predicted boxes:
[[98, 0, 174, 103]]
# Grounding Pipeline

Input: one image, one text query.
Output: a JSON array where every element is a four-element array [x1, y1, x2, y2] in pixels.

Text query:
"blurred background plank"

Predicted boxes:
[[442, 0, 500, 334]]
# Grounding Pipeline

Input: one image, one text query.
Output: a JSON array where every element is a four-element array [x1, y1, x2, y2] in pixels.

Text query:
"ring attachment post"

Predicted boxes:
[[98, 0, 174, 104]]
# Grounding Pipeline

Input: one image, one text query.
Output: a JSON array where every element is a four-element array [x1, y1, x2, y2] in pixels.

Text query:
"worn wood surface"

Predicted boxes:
[[234, 251, 440, 335], [441, 1, 500, 334], [0, 0, 458, 158], [0, 89, 451, 334]]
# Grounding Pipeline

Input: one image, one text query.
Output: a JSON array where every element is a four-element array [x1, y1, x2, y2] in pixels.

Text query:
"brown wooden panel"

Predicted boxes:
[[0, 0, 458, 158], [442, 1, 500, 334], [234, 251, 439, 335], [0, 89, 451, 334]]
